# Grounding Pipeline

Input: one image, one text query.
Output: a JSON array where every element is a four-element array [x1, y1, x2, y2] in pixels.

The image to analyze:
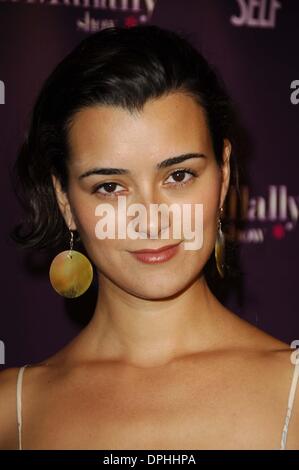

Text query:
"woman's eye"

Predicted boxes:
[[93, 169, 198, 197], [164, 169, 197, 186], [93, 182, 125, 197]]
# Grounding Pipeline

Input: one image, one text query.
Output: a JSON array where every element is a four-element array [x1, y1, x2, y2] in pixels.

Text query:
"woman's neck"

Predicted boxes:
[[77, 273, 228, 368]]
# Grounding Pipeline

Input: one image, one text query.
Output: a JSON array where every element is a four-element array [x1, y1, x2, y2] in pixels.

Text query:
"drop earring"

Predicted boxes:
[[49, 226, 93, 298], [215, 206, 225, 278]]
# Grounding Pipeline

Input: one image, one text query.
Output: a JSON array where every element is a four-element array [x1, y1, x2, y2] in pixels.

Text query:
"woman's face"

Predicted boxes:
[[52, 92, 231, 299]]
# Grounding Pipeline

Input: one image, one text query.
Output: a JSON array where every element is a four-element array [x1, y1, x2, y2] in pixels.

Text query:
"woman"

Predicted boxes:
[[0, 25, 298, 450]]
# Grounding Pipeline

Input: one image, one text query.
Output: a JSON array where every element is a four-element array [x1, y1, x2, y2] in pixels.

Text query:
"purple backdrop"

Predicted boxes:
[[1, 0, 298, 369]]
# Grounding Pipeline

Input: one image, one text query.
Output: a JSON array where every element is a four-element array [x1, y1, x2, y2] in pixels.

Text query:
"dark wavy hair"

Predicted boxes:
[[9, 24, 242, 283]]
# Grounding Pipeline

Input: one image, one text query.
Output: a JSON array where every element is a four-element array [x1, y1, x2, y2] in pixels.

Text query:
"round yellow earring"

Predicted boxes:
[[215, 207, 225, 278], [49, 229, 93, 298]]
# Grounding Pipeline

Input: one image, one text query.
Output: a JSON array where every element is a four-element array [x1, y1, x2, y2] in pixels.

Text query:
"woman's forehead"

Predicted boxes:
[[67, 92, 211, 168]]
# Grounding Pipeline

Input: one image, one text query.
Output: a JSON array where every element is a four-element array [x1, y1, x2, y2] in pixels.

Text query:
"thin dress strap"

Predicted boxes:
[[280, 359, 299, 450], [16, 364, 29, 450]]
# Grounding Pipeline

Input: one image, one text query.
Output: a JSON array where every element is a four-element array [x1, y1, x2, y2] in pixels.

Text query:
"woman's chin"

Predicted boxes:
[[122, 276, 195, 301]]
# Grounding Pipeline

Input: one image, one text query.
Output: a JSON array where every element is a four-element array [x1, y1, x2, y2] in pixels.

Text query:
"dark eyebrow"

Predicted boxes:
[[78, 153, 206, 180]]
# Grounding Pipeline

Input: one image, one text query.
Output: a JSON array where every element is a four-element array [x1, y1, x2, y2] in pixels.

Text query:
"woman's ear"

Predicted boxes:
[[51, 174, 77, 231], [219, 138, 232, 208]]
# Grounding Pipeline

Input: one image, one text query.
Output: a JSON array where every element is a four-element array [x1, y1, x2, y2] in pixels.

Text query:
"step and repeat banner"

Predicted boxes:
[[0, 0, 298, 368]]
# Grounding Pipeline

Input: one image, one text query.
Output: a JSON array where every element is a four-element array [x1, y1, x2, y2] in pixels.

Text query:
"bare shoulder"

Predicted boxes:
[[0, 366, 22, 450], [264, 340, 299, 450], [222, 307, 299, 448], [224, 306, 297, 374], [0, 348, 67, 450], [259, 342, 299, 450], [0, 351, 70, 450]]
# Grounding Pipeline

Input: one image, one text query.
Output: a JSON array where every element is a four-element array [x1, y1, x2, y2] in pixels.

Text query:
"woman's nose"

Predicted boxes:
[[129, 197, 172, 241]]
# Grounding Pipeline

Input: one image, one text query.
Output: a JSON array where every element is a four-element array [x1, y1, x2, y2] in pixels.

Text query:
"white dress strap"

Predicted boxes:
[[280, 359, 299, 449], [16, 364, 29, 450]]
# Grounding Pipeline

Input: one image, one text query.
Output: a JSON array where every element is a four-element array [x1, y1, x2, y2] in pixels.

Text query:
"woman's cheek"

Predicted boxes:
[[80, 204, 123, 264]]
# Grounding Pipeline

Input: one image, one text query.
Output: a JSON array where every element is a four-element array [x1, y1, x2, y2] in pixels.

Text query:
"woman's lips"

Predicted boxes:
[[129, 242, 182, 264]]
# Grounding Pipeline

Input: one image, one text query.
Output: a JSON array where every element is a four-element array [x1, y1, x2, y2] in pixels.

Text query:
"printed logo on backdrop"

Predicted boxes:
[[231, 0, 281, 28], [290, 80, 299, 105], [226, 185, 298, 243], [0, 0, 157, 32]]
